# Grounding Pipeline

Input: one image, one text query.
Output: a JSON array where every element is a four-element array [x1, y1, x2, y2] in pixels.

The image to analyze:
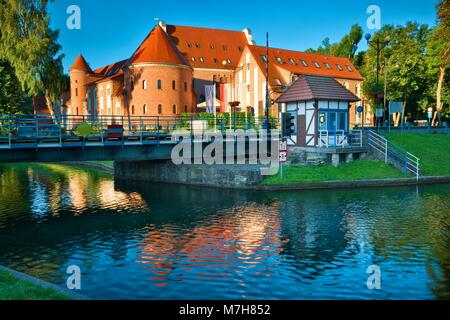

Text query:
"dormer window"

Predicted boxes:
[[195, 43, 200, 48], [274, 78, 282, 86], [226, 59, 231, 64], [199, 57, 205, 62], [187, 42, 192, 48], [238, 46, 243, 52], [191, 57, 196, 62], [336, 64, 343, 71], [301, 60, 308, 67], [223, 45, 227, 51], [261, 55, 268, 63], [324, 63, 332, 69], [210, 44, 215, 49], [276, 57, 283, 64], [313, 62, 321, 68], [213, 58, 218, 63], [346, 65, 353, 72], [289, 58, 296, 65]]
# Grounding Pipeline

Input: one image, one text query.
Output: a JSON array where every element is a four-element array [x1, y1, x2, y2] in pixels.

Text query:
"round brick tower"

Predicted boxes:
[[125, 25, 194, 117], [69, 54, 92, 116]]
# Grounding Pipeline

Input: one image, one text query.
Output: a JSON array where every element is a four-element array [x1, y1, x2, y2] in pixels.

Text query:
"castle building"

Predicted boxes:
[[67, 22, 366, 125]]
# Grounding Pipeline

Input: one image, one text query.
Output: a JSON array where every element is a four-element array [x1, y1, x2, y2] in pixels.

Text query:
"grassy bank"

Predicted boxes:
[[386, 133, 450, 176], [263, 160, 406, 185], [0, 269, 69, 300], [94, 161, 114, 169]]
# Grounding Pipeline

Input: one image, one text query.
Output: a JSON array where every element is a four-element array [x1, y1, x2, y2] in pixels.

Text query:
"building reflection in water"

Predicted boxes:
[[23, 165, 148, 218], [138, 202, 283, 286]]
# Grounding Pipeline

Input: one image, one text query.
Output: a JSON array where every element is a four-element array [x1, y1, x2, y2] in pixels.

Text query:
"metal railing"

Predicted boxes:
[[367, 130, 420, 180], [318, 130, 363, 148], [319, 130, 329, 148], [0, 114, 279, 149]]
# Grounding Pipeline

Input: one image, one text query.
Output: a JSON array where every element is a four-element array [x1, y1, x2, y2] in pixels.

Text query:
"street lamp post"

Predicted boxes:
[[365, 34, 390, 127]]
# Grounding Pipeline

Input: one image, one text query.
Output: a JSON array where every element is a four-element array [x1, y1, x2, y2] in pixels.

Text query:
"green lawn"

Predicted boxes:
[[386, 133, 450, 176], [263, 160, 406, 185], [0, 270, 69, 300]]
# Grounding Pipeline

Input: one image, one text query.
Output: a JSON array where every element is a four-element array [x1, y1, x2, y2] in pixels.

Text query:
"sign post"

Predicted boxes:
[[357, 106, 363, 127], [279, 139, 288, 180], [375, 108, 383, 130], [427, 107, 433, 127], [389, 101, 403, 132]]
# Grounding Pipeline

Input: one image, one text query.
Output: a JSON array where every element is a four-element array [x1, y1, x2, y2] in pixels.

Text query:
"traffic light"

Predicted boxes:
[[282, 112, 295, 138]]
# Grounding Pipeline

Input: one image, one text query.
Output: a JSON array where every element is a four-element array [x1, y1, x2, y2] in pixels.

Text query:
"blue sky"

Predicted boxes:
[[49, 0, 439, 73]]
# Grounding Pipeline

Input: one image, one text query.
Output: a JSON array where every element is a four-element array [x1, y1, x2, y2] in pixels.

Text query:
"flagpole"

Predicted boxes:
[[265, 32, 270, 135], [213, 84, 217, 131]]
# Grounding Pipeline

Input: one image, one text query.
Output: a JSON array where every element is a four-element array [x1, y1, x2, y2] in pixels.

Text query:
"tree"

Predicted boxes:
[[306, 37, 332, 55], [362, 23, 432, 126], [0, 0, 65, 116], [426, 0, 450, 125], [306, 25, 363, 62], [0, 59, 25, 114]]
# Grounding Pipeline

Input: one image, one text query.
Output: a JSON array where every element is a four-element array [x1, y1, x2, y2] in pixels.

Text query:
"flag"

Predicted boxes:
[[205, 85, 216, 114], [220, 83, 226, 113], [224, 83, 232, 113]]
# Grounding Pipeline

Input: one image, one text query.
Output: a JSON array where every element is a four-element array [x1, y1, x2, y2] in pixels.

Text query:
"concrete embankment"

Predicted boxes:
[[115, 160, 265, 188], [114, 160, 450, 191]]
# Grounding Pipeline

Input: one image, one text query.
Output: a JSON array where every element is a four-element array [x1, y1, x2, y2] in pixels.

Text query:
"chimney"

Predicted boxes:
[[242, 28, 255, 45], [158, 20, 167, 32]]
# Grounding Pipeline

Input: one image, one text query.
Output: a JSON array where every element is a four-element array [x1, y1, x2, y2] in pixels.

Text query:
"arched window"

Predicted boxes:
[[75, 88, 78, 97], [143, 80, 147, 90], [131, 105, 135, 115], [158, 104, 162, 114], [172, 104, 177, 114], [172, 80, 176, 90], [143, 104, 148, 114], [184, 82, 187, 92], [157, 80, 162, 90], [184, 105, 188, 113]]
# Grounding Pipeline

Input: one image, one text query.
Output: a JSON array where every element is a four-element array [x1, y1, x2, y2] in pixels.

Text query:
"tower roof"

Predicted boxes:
[[130, 26, 190, 66], [69, 54, 92, 73]]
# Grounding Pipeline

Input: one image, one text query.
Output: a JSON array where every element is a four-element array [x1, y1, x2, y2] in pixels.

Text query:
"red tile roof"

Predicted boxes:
[[277, 74, 360, 103], [166, 25, 249, 70], [130, 26, 190, 66], [93, 59, 127, 77], [69, 54, 92, 73], [248, 46, 363, 86]]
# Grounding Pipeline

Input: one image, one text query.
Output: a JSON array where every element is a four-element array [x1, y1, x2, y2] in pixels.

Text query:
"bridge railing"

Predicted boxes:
[[0, 114, 280, 148]]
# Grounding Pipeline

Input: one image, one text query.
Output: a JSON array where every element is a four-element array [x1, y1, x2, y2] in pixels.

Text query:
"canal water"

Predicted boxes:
[[0, 163, 448, 300]]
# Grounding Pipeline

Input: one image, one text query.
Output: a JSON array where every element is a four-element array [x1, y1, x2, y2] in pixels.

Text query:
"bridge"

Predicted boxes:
[[0, 114, 279, 163]]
